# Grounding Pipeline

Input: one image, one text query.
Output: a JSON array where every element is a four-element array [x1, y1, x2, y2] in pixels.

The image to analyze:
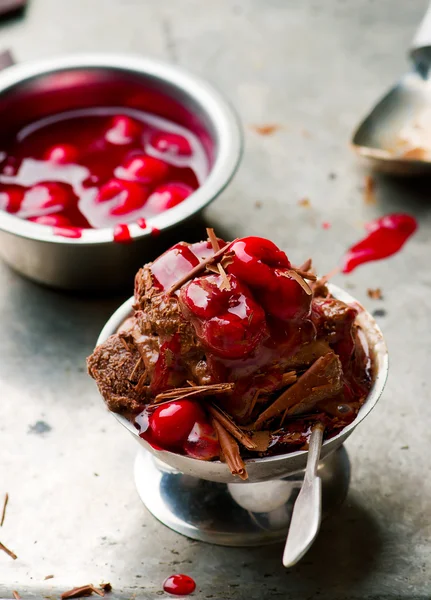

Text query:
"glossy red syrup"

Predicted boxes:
[[163, 574, 196, 596], [342, 213, 417, 273], [113, 223, 132, 244], [0, 108, 208, 241]]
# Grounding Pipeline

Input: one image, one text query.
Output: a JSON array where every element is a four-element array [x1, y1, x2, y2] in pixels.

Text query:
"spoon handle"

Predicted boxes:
[[282, 424, 324, 568]]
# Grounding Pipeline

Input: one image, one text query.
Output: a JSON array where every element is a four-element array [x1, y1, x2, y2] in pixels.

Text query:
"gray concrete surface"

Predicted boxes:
[[1, 0, 431, 598]]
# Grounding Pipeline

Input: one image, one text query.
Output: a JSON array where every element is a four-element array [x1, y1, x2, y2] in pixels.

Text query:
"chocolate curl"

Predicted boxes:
[[254, 353, 343, 429], [154, 382, 234, 403], [207, 404, 257, 450], [249, 430, 271, 452], [212, 418, 248, 480], [168, 240, 238, 294], [206, 227, 231, 290]]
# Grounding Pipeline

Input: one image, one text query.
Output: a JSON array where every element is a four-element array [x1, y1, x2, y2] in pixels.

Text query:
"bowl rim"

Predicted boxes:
[[0, 53, 243, 245], [96, 283, 389, 469]]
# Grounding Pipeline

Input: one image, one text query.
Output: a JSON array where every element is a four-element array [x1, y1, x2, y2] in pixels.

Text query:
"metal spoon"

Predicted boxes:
[[282, 423, 324, 568], [352, 1, 431, 175]]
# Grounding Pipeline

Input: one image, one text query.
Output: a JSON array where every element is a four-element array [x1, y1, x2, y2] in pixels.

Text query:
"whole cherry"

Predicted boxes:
[[150, 132, 192, 157], [227, 237, 291, 289], [259, 268, 312, 321], [120, 153, 169, 184], [0, 185, 25, 213], [96, 179, 149, 216], [43, 143, 78, 164], [148, 400, 207, 450], [105, 115, 142, 145], [147, 182, 193, 212]]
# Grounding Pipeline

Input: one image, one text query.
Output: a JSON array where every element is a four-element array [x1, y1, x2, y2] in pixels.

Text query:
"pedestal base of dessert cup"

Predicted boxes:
[[134, 445, 350, 547]]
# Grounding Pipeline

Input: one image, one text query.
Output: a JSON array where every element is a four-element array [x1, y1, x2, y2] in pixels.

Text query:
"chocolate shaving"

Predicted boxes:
[[282, 270, 312, 295], [0, 493, 8, 527], [154, 382, 234, 402], [298, 258, 312, 272], [206, 227, 220, 252], [61, 585, 104, 599], [281, 371, 297, 386], [367, 288, 382, 300], [220, 253, 234, 270], [168, 240, 238, 294], [254, 352, 343, 428], [291, 267, 317, 282], [134, 370, 148, 395], [44, 575, 54, 580], [129, 357, 142, 382], [100, 583, 112, 593], [0, 541, 17, 560], [364, 175, 376, 205], [212, 418, 248, 480], [13, 592, 21, 600], [206, 264, 220, 274], [249, 430, 271, 452], [217, 263, 231, 291], [208, 404, 257, 450], [206, 227, 231, 290]]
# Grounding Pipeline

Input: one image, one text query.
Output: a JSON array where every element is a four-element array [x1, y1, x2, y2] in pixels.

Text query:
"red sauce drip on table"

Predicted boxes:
[[0, 108, 209, 239], [342, 213, 417, 273], [163, 574, 196, 596], [113, 223, 132, 244]]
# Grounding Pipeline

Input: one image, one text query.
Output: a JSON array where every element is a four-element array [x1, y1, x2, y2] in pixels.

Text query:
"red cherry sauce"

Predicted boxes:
[[163, 574, 196, 596], [0, 109, 209, 242], [342, 213, 417, 273]]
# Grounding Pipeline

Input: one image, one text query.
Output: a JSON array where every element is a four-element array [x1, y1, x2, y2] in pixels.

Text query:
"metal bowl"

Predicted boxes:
[[96, 284, 389, 484], [0, 54, 243, 290]]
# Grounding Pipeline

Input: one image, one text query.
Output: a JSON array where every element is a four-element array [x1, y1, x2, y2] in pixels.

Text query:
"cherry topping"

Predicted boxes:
[[120, 153, 169, 183], [43, 143, 78, 164], [150, 243, 200, 291], [163, 574, 196, 596], [181, 274, 268, 359], [21, 182, 72, 214], [147, 182, 193, 212], [151, 132, 192, 157], [147, 400, 207, 450], [105, 115, 142, 145], [0, 185, 25, 213], [227, 237, 291, 288], [96, 179, 149, 216], [259, 268, 312, 321]]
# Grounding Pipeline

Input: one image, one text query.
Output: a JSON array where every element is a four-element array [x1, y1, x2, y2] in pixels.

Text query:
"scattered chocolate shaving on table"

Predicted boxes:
[[367, 288, 383, 300], [61, 584, 105, 599], [12, 591, 21, 600], [255, 200, 262, 209], [251, 124, 281, 136], [100, 583, 112, 593], [255, 352, 342, 428], [208, 404, 257, 450], [0, 540, 17, 559], [154, 382, 234, 403], [364, 175, 376, 205], [0, 493, 8, 526], [44, 574, 54, 580], [298, 198, 311, 208], [212, 418, 248, 479], [168, 241, 238, 294]]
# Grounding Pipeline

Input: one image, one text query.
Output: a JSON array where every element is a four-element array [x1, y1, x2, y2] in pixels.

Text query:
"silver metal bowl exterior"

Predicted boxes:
[[0, 54, 243, 289], [96, 283, 389, 484]]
